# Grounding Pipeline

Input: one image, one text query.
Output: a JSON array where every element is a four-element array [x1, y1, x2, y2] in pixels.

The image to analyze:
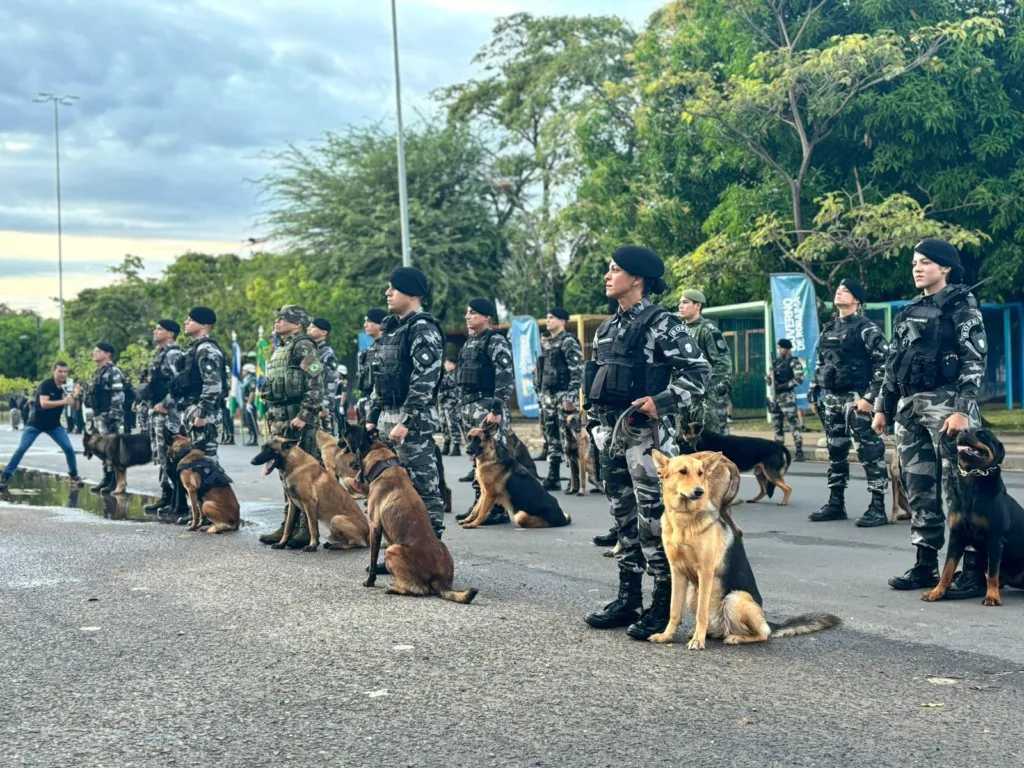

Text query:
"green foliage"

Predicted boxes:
[[0, 306, 60, 380]]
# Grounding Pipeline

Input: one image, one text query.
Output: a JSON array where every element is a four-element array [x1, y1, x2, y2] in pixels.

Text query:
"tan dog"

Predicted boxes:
[[887, 442, 911, 523], [169, 435, 240, 533], [317, 431, 365, 499], [344, 423, 477, 602], [649, 451, 840, 649], [251, 437, 370, 551], [565, 411, 602, 496]]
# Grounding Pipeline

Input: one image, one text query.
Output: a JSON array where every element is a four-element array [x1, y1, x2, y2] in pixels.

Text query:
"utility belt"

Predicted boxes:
[[460, 392, 492, 405], [263, 396, 304, 408], [589, 409, 625, 428]]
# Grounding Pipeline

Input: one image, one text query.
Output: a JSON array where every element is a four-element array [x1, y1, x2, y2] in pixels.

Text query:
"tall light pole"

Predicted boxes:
[[390, 0, 412, 267], [33, 92, 79, 352]]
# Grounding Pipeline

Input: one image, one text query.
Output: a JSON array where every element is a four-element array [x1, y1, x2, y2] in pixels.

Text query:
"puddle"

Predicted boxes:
[[0, 469, 172, 522]]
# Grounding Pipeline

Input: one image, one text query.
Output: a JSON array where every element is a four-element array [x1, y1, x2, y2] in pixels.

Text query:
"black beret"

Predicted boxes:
[[611, 245, 664, 278], [839, 279, 868, 304], [467, 297, 496, 318], [95, 343, 115, 355], [388, 267, 429, 298], [188, 306, 217, 326], [311, 317, 331, 332], [157, 319, 180, 335], [915, 238, 963, 282], [365, 308, 388, 325], [777, 338, 793, 350], [548, 307, 570, 321]]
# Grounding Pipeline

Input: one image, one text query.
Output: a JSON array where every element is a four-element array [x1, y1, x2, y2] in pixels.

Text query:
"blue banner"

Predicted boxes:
[[769, 273, 819, 409], [508, 316, 542, 418]]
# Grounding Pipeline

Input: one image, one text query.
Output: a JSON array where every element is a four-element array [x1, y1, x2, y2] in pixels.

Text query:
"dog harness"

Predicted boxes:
[[178, 457, 233, 496]]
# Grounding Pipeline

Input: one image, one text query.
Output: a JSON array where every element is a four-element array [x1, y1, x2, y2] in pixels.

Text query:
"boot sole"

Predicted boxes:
[[809, 515, 848, 522], [854, 518, 889, 528], [888, 577, 940, 590], [584, 614, 640, 630]]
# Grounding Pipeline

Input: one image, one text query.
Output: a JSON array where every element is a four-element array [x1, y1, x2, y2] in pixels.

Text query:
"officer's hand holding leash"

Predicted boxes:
[[390, 423, 408, 445], [483, 412, 501, 426], [940, 412, 969, 437], [855, 398, 873, 414], [631, 396, 659, 420], [289, 416, 305, 429], [871, 413, 888, 437]]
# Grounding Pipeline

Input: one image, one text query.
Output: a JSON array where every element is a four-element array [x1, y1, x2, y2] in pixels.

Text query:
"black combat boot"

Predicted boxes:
[[145, 479, 173, 513], [854, 493, 888, 528], [888, 546, 940, 590], [942, 550, 988, 600], [450, 444, 461, 457], [794, 447, 806, 462], [456, 487, 480, 523], [458, 468, 475, 482], [626, 579, 673, 640], [542, 457, 562, 491], [592, 528, 617, 547], [259, 507, 289, 545], [809, 487, 847, 522], [285, 517, 312, 549], [531, 443, 548, 462], [441, 439, 451, 456], [585, 571, 643, 629], [480, 506, 511, 525], [90, 470, 115, 494]]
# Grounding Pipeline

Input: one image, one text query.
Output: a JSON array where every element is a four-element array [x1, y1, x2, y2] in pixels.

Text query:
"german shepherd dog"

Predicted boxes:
[[343, 422, 477, 603], [649, 451, 840, 648], [169, 435, 240, 533], [564, 411, 602, 496], [82, 428, 153, 494], [463, 424, 571, 529], [922, 429, 1024, 606], [681, 423, 793, 506], [251, 437, 370, 552], [507, 429, 539, 479]]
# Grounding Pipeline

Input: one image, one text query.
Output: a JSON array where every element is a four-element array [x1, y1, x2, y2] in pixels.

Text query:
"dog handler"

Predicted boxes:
[[583, 245, 710, 640], [873, 239, 988, 597], [141, 319, 184, 513], [85, 342, 125, 494], [538, 307, 584, 493]]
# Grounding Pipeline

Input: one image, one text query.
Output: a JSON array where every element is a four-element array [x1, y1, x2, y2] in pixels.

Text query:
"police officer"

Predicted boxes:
[[768, 339, 806, 461], [307, 317, 340, 435], [677, 289, 732, 435], [336, 364, 349, 427], [808, 280, 890, 525], [141, 319, 184, 512], [240, 363, 259, 445], [539, 307, 584, 491], [438, 359, 462, 456], [365, 268, 447, 538], [454, 297, 515, 523], [873, 239, 988, 597], [532, 332, 552, 461], [583, 246, 710, 640], [84, 342, 125, 494], [257, 305, 325, 548], [355, 308, 387, 423], [175, 307, 226, 459]]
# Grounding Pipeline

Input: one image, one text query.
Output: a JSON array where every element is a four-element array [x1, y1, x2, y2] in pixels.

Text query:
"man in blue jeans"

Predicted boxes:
[[0, 361, 82, 490]]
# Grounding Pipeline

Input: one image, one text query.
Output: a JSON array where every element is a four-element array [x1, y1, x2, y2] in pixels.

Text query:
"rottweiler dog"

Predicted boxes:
[[922, 429, 1024, 606], [170, 435, 240, 533], [463, 424, 571, 529], [681, 423, 793, 506], [82, 429, 153, 494], [649, 451, 841, 648]]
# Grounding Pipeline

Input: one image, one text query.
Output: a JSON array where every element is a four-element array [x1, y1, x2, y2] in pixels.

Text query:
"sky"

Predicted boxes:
[[0, 0, 664, 317]]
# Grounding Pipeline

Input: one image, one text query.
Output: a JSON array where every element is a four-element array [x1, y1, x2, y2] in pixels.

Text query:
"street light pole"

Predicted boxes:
[[390, 0, 412, 267], [33, 93, 79, 352]]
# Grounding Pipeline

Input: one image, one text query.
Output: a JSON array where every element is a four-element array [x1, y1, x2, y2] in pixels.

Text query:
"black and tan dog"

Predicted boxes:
[[681, 423, 793, 506], [649, 451, 840, 648], [83, 428, 153, 494], [169, 435, 240, 533], [251, 437, 370, 552], [507, 429, 540, 479], [463, 424, 571, 529], [922, 428, 1024, 606], [343, 422, 477, 603]]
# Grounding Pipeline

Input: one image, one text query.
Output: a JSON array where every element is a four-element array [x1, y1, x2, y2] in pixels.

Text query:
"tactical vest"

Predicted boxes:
[[541, 339, 570, 392], [814, 317, 872, 392], [891, 287, 971, 393], [357, 345, 376, 393], [177, 456, 233, 497], [91, 364, 113, 414], [147, 345, 177, 404], [263, 335, 311, 407], [588, 304, 670, 409], [456, 330, 499, 398], [374, 313, 445, 407], [171, 337, 228, 404], [772, 356, 795, 389]]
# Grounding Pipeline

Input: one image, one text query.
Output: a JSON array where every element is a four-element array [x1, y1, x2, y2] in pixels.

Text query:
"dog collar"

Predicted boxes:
[[958, 465, 997, 477], [365, 457, 403, 484]]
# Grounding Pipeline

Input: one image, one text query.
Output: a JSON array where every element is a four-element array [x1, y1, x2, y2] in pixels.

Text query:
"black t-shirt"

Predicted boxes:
[[30, 379, 65, 431]]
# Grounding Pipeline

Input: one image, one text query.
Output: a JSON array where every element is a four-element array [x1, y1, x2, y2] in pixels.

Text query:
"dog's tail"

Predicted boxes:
[[439, 587, 479, 604], [768, 612, 841, 638]]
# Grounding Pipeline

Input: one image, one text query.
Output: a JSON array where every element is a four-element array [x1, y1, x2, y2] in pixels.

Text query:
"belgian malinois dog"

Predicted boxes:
[[169, 435, 240, 533], [251, 437, 370, 552], [82, 428, 152, 494]]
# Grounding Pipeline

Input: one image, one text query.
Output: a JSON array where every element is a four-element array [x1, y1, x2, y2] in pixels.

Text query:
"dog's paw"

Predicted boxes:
[[685, 637, 706, 650], [723, 635, 743, 645], [982, 595, 1002, 607], [921, 589, 942, 602], [647, 632, 674, 644]]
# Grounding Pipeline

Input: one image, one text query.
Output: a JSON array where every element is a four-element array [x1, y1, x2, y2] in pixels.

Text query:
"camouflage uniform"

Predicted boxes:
[[315, 339, 340, 434], [682, 314, 732, 435], [178, 336, 226, 458], [141, 342, 183, 472], [539, 331, 584, 461], [587, 298, 710, 583], [367, 308, 446, 537], [769, 355, 805, 452], [457, 329, 514, 447], [263, 332, 324, 458], [438, 368, 462, 451], [86, 361, 125, 486], [877, 284, 986, 552], [355, 340, 379, 424], [809, 314, 889, 494]]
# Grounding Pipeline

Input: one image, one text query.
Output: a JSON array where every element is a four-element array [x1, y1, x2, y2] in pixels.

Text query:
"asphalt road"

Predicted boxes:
[[3, 429, 1024, 768]]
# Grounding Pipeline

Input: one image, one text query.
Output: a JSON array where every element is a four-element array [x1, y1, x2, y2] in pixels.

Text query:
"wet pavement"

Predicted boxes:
[[1, 469, 167, 522]]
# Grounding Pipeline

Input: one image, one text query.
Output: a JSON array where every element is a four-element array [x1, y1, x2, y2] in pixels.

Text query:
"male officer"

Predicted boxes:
[[240, 363, 259, 445], [677, 289, 732, 435], [873, 239, 988, 597], [141, 319, 184, 512], [438, 359, 462, 456], [583, 245, 710, 641], [808, 280, 889, 525], [454, 297, 515, 523], [355, 308, 387, 423], [308, 317, 340, 434], [176, 307, 226, 459], [767, 339, 806, 461], [85, 343, 125, 493], [539, 307, 584, 491]]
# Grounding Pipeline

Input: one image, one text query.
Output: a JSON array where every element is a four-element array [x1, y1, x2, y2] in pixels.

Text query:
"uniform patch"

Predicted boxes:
[[300, 354, 323, 376], [201, 360, 217, 374], [667, 325, 685, 339], [683, 341, 695, 355], [496, 351, 513, 369], [959, 317, 981, 341], [969, 325, 987, 354]]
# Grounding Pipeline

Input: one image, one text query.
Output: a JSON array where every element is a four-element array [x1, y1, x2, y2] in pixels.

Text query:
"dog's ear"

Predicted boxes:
[[701, 451, 724, 471], [281, 439, 298, 450], [651, 450, 670, 474], [991, 433, 1005, 466]]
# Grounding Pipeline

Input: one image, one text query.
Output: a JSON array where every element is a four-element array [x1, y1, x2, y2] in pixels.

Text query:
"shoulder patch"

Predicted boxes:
[[300, 354, 323, 376]]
